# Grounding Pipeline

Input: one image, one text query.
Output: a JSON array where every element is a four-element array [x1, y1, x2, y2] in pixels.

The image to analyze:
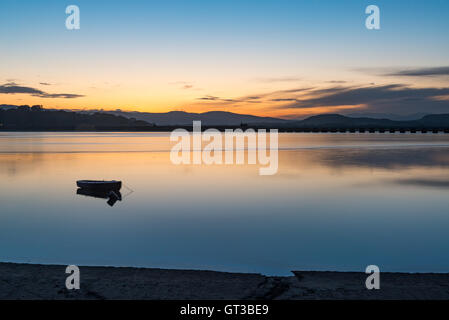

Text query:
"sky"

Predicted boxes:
[[1, 0, 449, 118]]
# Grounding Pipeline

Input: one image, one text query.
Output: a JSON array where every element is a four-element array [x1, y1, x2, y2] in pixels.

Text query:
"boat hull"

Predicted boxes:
[[76, 180, 122, 191]]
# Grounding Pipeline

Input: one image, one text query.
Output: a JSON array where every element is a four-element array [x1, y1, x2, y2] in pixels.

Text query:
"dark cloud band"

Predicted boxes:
[[387, 66, 449, 77], [0, 83, 84, 99], [279, 84, 449, 114]]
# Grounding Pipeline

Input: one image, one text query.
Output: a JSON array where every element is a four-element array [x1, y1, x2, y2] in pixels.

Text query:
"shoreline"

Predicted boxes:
[[1, 262, 448, 300], [2, 128, 449, 133]]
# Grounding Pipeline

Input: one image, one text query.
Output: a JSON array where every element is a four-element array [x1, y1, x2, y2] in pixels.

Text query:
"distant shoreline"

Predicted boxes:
[[1, 262, 449, 300], [2, 108, 449, 132], [2, 127, 449, 133]]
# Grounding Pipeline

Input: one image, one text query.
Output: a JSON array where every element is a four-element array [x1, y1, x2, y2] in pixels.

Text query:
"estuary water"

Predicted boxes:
[[1, 132, 449, 275]]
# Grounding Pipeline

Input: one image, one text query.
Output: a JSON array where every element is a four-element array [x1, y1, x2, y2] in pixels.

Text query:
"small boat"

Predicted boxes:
[[76, 180, 122, 191]]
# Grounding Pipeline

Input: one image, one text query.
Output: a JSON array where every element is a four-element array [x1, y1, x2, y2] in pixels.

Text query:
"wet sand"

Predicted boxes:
[[0, 262, 448, 300]]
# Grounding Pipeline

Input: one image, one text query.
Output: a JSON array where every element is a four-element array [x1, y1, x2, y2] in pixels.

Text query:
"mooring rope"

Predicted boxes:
[[121, 182, 134, 198]]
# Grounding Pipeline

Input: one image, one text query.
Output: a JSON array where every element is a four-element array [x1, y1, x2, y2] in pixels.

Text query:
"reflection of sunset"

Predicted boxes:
[[2, 132, 449, 274], [2, 133, 449, 200]]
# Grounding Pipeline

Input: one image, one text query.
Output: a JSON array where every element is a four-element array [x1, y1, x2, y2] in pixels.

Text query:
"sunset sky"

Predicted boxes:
[[1, 0, 449, 118]]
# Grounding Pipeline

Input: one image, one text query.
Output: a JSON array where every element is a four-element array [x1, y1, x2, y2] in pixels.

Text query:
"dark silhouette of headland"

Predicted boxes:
[[2, 105, 449, 132]]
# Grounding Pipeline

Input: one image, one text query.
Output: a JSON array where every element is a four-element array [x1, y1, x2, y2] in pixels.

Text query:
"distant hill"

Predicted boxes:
[[417, 114, 449, 127], [291, 114, 398, 127], [345, 112, 429, 121], [0, 106, 150, 130], [96, 110, 290, 126], [79, 110, 449, 127], [287, 113, 449, 129], [2, 105, 449, 131]]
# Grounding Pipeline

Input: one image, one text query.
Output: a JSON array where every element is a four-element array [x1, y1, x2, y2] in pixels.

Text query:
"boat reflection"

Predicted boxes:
[[76, 188, 123, 207]]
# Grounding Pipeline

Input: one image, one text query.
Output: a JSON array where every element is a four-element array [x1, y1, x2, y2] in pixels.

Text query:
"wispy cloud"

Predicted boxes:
[[197, 95, 220, 101], [196, 95, 261, 104], [169, 81, 195, 90], [0, 82, 84, 99], [278, 84, 449, 114], [326, 80, 347, 84], [254, 76, 301, 83], [190, 82, 449, 116], [277, 87, 314, 94], [271, 98, 298, 102], [194, 87, 315, 110], [387, 66, 449, 77]]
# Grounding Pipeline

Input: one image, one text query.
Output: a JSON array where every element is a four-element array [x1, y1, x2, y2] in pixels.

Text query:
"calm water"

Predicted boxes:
[[1, 132, 449, 275]]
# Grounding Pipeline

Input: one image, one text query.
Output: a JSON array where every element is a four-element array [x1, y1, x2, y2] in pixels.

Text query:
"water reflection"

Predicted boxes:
[[305, 147, 449, 169], [393, 178, 449, 189], [1, 133, 449, 275], [76, 188, 123, 207]]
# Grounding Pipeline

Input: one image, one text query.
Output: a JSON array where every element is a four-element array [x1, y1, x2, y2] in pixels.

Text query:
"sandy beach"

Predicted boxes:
[[0, 262, 448, 300]]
